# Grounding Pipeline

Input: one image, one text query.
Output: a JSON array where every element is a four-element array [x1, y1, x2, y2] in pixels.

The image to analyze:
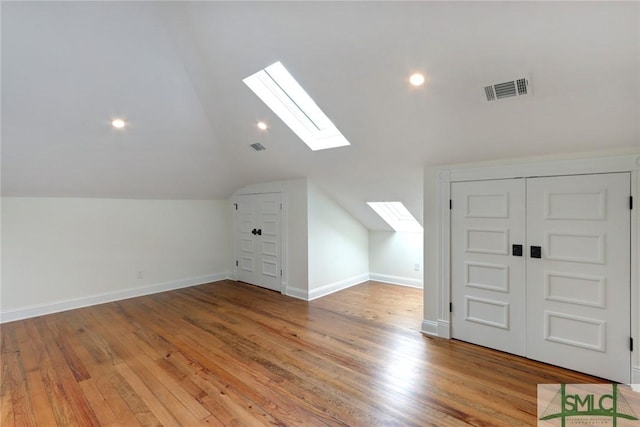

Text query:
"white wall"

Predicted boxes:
[[284, 179, 309, 295], [423, 167, 441, 325], [307, 182, 369, 299], [369, 231, 423, 288], [1, 197, 231, 322]]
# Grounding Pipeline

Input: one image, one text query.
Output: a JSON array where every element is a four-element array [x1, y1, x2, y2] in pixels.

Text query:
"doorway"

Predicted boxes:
[[234, 192, 282, 292], [451, 173, 631, 382]]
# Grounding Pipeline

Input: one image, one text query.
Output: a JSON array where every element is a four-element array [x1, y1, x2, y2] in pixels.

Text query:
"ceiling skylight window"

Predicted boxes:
[[243, 61, 350, 151], [367, 202, 423, 233]]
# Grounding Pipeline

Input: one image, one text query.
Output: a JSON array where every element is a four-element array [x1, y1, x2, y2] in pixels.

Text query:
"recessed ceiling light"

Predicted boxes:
[[257, 121, 268, 130], [409, 73, 425, 87], [112, 119, 126, 129]]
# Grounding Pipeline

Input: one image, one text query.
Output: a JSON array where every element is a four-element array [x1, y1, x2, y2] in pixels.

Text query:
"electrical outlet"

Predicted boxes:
[[414, 263, 420, 272]]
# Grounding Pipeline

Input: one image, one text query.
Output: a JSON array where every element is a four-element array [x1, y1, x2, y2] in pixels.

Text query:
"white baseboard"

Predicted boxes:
[[285, 286, 309, 301], [0, 272, 230, 324], [3, 270, 421, 322], [421, 319, 439, 336], [632, 366, 640, 385], [369, 273, 423, 288], [437, 320, 451, 339], [286, 273, 421, 301], [307, 273, 370, 301], [421, 320, 452, 339]]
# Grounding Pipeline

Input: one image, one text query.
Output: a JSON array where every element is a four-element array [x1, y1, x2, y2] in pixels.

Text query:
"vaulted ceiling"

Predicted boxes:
[[2, 1, 639, 230]]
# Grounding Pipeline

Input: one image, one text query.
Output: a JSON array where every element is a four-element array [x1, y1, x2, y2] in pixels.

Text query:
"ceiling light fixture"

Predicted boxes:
[[257, 121, 268, 130], [409, 73, 425, 87], [111, 118, 126, 129], [243, 61, 351, 151]]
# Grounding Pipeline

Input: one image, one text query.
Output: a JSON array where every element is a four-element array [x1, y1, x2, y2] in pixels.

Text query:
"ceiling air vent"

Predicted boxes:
[[484, 77, 530, 101], [250, 143, 266, 151]]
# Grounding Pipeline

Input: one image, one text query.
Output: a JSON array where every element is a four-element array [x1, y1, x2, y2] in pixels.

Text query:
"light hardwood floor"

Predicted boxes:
[[1, 280, 600, 426]]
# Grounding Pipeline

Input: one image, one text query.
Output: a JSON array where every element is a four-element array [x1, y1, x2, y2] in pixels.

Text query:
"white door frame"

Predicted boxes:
[[435, 154, 639, 381], [232, 182, 289, 295]]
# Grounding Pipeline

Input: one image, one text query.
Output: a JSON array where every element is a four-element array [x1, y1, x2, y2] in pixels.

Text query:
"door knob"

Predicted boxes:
[[251, 228, 257, 235], [257, 229, 262, 236], [530, 246, 542, 259]]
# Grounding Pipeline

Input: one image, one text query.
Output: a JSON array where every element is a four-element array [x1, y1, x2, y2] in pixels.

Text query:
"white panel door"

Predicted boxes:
[[256, 193, 281, 292], [234, 193, 282, 292], [451, 179, 526, 356], [526, 173, 631, 383], [236, 194, 259, 286]]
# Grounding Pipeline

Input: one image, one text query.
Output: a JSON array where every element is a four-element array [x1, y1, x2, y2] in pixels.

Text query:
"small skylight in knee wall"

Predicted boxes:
[[243, 61, 351, 151], [367, 202, 423, 232]]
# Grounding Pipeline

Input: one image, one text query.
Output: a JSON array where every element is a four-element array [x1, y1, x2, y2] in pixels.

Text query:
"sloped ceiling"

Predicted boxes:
[[2, 1, 639, 230]]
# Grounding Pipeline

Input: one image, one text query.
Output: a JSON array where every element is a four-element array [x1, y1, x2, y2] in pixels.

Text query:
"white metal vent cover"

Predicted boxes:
[[484, 77, 531, 101]]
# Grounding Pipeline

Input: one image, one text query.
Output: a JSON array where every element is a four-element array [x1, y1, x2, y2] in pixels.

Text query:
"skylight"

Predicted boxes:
[[243, 61, 351, 151], [367, 202, 423, 233]]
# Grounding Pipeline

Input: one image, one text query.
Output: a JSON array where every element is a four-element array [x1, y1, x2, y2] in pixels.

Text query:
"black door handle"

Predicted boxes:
[[531, 246, 542, 259], [251, 228, 257, 235], [257, 229, 262, 236], [512, 244, 523, 257]]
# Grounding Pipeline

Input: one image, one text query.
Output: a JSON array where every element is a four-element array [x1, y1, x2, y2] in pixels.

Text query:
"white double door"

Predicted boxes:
[[235, 193, 281, 292], [451, 173, 631, 383]]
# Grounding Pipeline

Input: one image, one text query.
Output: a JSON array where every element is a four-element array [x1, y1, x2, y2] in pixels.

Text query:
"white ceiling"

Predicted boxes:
[[2, 1, 639, 230]]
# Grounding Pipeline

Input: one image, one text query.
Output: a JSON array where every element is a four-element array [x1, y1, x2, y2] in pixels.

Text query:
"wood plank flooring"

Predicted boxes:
[[1, 280, 601, 426]]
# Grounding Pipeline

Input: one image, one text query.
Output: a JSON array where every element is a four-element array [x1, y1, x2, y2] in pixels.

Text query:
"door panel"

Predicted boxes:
[[257, 193, 281, 291], [451, 179, 526, 356], [236, 194, 258, 285], [526, 173, 630, 383]]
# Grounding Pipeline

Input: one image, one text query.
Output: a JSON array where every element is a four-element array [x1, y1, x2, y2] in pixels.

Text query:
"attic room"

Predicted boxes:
[[1, 1, 639, 425]]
